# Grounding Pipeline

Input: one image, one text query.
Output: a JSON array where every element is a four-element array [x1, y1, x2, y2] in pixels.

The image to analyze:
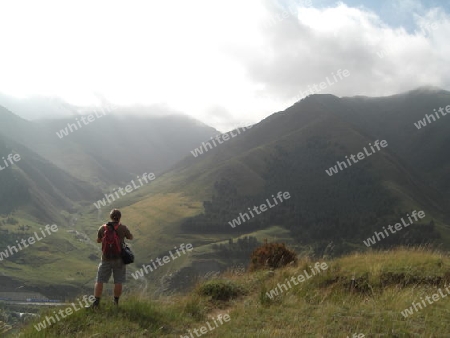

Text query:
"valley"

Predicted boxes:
[[1, 88, 450, 335]]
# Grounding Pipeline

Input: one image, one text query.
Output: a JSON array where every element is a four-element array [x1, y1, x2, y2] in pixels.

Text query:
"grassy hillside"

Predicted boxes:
[[16, 248, 450, 337], [105, 90, 450, 270], [0, 106, 218, 300], [2, 88, 450, 324], [0, 213, 102, 298], [51, 89, 450, 305]]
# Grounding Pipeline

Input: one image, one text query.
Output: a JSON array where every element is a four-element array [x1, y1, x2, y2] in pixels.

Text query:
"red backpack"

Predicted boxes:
[[102, 223, 122, 259]]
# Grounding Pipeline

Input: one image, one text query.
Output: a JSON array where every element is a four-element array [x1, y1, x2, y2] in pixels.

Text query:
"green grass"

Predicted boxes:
[[16, 247, 450, 337], [0, 215, 101, 291]]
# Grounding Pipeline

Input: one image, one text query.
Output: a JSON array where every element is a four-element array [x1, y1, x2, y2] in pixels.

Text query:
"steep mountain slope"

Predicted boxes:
[[39, 112, 218, 182], [0, 132, 105, 301], [2, 89, 449, 303], [0, 105, 218, 187], [338, 87, 450, 200], [0, 106, 217, 300], [0, 133, 99, 222], [169, 89, 450, 220], [0, 106, 128, 186], [101, 89, 450, 289]]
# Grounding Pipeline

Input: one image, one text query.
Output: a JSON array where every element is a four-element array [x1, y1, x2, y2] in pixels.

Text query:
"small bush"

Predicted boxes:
[[249, 241, 297, 271], [198, 280, 246, 301]]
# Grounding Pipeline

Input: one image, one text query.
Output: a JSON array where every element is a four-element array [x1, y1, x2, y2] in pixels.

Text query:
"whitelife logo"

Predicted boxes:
[[0, 152, 21, 172], [292, 69, 350, 102], [34, 295, 95, 331], [228, 191, 290, 228], [180, 314, 231, 338], [414, 104, 450, 130], [401, 287, 450, 318], [0, 224, 59, 261], [93, 172, 155, 209], [325, 140, 388, 176], [131, 243, 193, 280], [190, 126, 252, 158], [363, 210, 426, 247], [55, 108, 108, 139], [265, 262, 328, 300]]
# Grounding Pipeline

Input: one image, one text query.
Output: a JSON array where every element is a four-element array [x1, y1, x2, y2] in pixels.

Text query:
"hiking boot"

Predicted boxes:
[[87, 300, 100, 309]]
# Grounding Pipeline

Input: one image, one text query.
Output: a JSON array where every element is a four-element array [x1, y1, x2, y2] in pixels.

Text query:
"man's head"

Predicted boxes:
[[110, 209, 121, 222]]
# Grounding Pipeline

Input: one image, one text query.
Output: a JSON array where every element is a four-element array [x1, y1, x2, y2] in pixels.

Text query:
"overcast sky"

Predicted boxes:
[[0, 0, 449, 131]]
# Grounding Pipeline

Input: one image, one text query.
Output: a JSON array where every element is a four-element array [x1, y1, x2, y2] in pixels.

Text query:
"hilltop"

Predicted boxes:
[[15, 248, 450, 337]]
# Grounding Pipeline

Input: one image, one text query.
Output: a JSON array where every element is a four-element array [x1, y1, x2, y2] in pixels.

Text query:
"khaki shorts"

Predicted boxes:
[[96, 259, 126, 284]]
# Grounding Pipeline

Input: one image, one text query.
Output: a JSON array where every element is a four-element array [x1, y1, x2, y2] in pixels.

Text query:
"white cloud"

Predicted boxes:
[[0, 0, 449, 131]]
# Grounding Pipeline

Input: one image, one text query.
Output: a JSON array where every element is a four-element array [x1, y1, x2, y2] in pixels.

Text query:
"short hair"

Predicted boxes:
[[110, 209, 121, 221]]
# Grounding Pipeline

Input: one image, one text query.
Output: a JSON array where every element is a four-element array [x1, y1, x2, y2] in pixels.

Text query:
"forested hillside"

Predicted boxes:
[[168, 89, 449, 256]]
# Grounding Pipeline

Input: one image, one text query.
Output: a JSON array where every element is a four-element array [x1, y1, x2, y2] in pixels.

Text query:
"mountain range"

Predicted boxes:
[[0, 87, 449, 299]]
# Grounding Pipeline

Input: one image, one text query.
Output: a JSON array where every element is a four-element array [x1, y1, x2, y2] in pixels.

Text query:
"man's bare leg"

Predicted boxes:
[[94, 282, 104, 297], [92, 282, 103, 307], [114, 284, 122, 305]]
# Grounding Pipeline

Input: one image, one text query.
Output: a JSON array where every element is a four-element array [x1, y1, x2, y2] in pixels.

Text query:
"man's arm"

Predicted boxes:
[[97, 226, 104, 243], [124, 226, 133, 240]]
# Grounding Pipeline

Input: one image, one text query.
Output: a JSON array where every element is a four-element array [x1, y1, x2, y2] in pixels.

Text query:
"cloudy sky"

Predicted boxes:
[[0, 0, 449, 131]]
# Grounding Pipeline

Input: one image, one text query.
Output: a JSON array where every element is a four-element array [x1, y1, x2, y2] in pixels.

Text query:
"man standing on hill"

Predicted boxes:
[[92, 209, 133, 308]]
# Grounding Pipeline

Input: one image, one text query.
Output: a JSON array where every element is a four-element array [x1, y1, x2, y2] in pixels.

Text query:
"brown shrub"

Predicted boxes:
[[249, 241, 297, 271]]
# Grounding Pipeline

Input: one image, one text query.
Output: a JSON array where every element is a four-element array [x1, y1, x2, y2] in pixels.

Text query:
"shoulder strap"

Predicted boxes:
[[113, 223, 124, 246], [103, 223, 117, 234]]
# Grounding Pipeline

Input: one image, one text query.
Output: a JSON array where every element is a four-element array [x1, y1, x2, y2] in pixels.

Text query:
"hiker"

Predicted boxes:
[[92, 209, 133, 308]]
